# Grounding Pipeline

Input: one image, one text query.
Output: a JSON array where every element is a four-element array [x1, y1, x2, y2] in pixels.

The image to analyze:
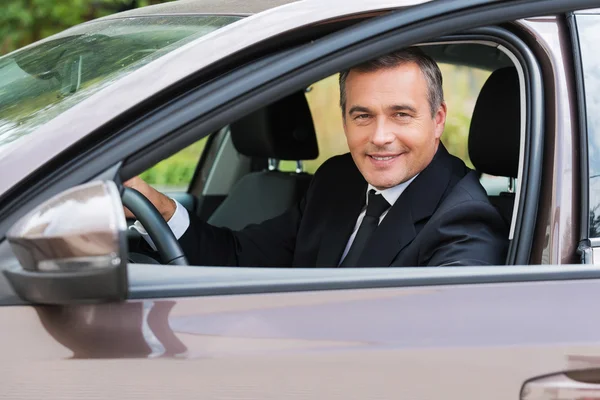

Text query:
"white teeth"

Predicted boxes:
[[372, 156, 394, 161]]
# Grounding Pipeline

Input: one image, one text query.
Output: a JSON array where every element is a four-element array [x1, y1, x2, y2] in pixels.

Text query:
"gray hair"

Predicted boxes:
[[339, 47, 444, 118]]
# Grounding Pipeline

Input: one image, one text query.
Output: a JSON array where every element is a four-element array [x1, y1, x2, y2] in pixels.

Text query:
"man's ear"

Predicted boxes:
[[434, 102, 447, 139]]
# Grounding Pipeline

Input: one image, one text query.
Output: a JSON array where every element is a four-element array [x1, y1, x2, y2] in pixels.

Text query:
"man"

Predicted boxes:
[[126, 47, 508, 267]]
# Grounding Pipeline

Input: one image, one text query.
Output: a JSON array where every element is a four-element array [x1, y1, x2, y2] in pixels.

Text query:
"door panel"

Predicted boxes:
[[1, 280, 600, 399]]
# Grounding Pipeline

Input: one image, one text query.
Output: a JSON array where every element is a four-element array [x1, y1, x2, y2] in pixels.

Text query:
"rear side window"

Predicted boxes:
[[576, 14, 600, 236]]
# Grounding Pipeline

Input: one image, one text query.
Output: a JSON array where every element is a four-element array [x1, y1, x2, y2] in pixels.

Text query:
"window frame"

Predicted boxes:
[[114, 28, 542, 301], [435, 29, 538, 263], [120, 27, 540, 268], [126, 263, 600, 300], [571, 12, 600, 264]]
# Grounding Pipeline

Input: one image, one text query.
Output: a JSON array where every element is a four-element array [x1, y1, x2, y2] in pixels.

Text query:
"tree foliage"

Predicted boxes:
[[1, 0, 171, 55]]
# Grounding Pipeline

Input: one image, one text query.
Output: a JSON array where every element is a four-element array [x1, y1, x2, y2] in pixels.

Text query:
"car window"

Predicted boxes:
[[576, 14, 600, 237], [0, 15, 241, 154], [141, 136, 209, 193]]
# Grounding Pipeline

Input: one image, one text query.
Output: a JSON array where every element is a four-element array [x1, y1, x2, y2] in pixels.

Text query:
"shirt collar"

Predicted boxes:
[[367, 173, 419, 207]]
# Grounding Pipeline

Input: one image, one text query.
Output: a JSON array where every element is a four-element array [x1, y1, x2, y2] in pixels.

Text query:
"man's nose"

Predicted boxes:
[[370, 118, 395, 147]]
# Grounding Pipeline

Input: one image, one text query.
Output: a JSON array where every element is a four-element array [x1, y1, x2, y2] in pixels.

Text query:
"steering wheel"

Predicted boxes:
[[121, 187, 188, 266]]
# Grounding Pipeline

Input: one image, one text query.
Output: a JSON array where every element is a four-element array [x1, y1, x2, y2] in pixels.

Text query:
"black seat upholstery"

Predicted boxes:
[[468, 67, 521, 227], [208, 92, 319, 230]]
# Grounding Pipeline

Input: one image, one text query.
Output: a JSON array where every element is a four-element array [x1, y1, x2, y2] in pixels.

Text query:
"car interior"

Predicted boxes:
[[127, 41, 523, 265]]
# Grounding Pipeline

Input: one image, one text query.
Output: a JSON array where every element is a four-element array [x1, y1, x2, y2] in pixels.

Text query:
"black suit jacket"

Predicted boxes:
[[179, 144, 509, 267]]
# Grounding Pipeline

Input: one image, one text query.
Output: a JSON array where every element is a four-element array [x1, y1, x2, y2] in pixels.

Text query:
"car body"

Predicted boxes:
[[2, 0, 600, 398]]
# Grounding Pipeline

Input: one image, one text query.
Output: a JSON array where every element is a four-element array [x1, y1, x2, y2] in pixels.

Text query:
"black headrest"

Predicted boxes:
[[229, 91, 319, 160], [468, 67, 520, 178]]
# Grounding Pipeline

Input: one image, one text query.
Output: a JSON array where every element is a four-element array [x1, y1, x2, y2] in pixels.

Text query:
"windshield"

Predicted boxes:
[[0, 15, 241, 152]]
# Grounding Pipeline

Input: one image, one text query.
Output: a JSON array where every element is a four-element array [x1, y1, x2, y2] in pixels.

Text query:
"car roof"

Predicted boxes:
[[95, 0, 299, 19], [0, 0, 427, 197]]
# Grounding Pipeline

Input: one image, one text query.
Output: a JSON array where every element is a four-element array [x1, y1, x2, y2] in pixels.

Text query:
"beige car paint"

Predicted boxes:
[[1, 282, 600, 399], [519, 17, 582, 265]]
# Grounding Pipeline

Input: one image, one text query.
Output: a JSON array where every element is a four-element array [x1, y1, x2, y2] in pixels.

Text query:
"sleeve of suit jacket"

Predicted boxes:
[[418, 190, 509, 267], [177, 192, 308, 267]]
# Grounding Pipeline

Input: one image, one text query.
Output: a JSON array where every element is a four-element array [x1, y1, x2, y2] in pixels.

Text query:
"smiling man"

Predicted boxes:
[[342, 59, 445, 190], [127, 47, 509, 267]]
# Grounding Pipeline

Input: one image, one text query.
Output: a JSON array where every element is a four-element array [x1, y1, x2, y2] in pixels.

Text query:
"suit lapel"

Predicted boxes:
[[315, 160, 367, 267], [356, 145, 456, 267]]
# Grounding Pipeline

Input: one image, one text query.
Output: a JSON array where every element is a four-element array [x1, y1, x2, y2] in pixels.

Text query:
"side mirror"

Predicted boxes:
[[3, 181, 128, 304]]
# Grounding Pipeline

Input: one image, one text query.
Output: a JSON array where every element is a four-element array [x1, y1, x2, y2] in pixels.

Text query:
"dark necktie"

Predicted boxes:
[[340, 189, 390, 267]]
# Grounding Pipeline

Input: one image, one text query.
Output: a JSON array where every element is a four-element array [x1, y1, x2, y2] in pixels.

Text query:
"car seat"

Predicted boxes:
[[207, 91, 319, 230], [468, 67, 521, 228]]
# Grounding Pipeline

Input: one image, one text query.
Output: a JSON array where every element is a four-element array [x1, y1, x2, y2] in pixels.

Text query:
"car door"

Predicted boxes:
[[2, 1, 600, 399]]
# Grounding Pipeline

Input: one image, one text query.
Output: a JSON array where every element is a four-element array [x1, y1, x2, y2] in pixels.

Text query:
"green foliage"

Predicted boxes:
[[1, 0, 173, 55], [444, 108, 474, 168], [440, 64, 490, 168], [140, 159, 197, 187], [140, 138, 207, 187]]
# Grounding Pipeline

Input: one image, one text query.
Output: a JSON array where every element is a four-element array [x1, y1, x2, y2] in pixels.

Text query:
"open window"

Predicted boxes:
[[129, 35, 530, 266]]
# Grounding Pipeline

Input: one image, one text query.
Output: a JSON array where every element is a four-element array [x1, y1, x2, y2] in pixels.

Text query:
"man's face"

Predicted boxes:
[[343, 62, 446, 190]]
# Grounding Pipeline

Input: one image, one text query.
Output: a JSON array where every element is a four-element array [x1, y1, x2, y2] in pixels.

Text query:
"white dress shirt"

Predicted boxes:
[[130, 200, 190, 251], [133, 175, 418, 257], [339, 175, 418, 262]]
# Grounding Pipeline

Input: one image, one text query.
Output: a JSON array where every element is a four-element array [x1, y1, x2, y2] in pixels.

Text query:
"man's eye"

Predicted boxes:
[[354, 114, 370, 120], [395, 112, 410, 118]]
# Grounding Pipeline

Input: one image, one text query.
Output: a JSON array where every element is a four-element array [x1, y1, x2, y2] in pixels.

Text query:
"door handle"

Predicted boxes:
[[522, 370, 600, 400]]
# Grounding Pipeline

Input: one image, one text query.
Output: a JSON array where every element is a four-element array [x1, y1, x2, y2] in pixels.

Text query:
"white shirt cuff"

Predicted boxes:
[[129, 199, 190, 251]]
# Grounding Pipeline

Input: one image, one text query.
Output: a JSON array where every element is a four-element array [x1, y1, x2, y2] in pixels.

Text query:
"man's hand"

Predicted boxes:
[[123, 176, 177, 221]]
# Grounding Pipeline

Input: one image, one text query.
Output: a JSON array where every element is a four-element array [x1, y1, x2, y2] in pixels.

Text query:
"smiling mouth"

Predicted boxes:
[[368, 154, 400, 161], [371, 155, 395, 161]]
